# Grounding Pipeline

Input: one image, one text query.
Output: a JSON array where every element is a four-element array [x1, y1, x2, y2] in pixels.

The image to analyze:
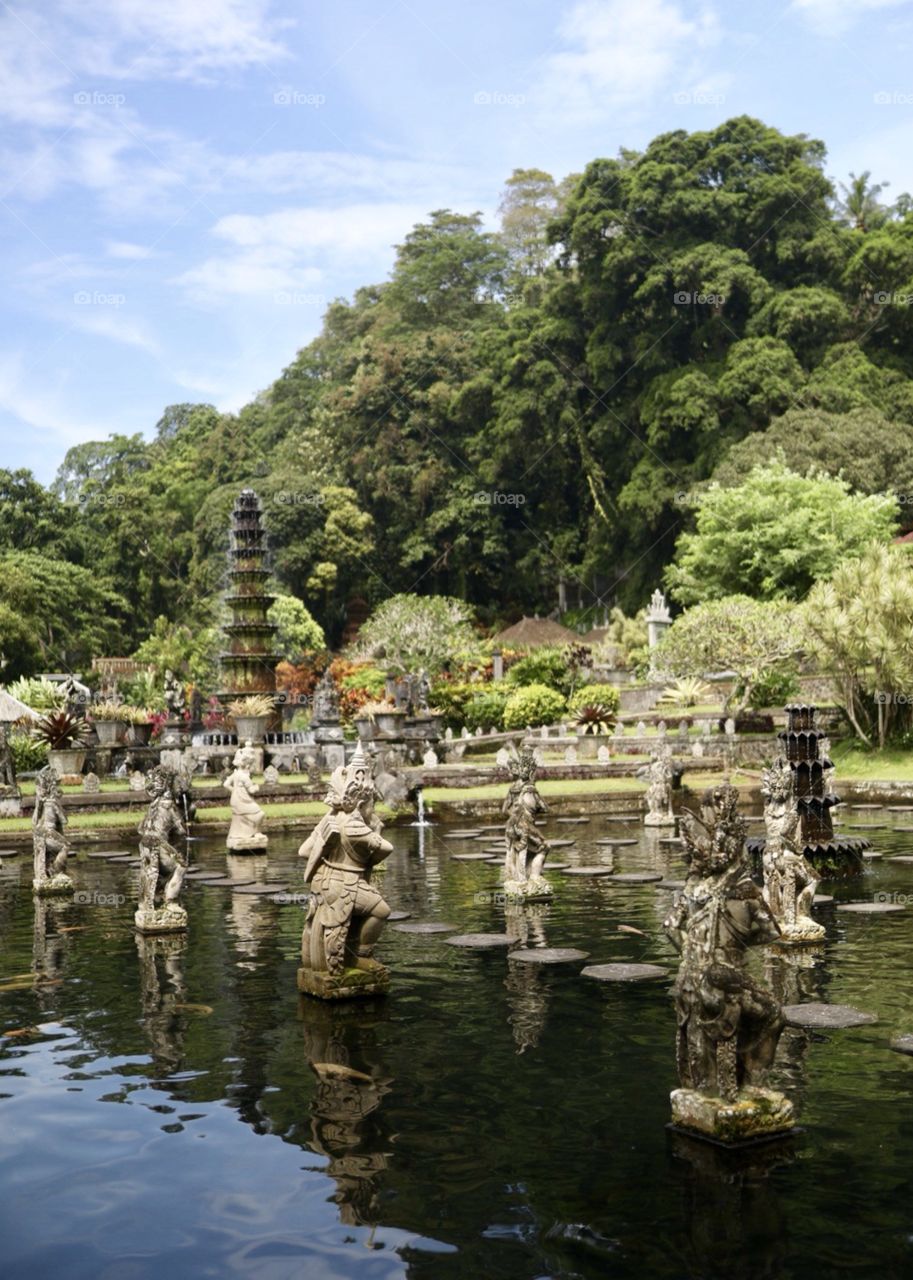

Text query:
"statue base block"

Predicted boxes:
[[670, 1086, 795, 1145], [33, 874, 74, 896], [774, 920, 826, 944], [134, 905, 188, 934], [226, 835, 269, 851], [297, 962, 390, 1000], [503, 877, 553, 901], [644, 813, 676, 827]]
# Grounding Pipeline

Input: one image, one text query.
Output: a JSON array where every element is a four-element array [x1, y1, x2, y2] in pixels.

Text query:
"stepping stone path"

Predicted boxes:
[[388, 910, 411, 921], [444, 831, 483, 839], [508, 948, 590, 964], [485, 858, 505, 865], [560, 866, 616, 877], [862, 852, 883, 861], [603, 816, 638, 824], [581, 963, 668, 982], [451, 852, 496, 862], [890, 1034, 913, 1055], [545, 862, 570, 870], [813, 894, 834, 905], [658, 837, 683, 845], [201, 877, 256, 887], [547, 839, 577, 848], [85, 850, 120, 859], [888, 806, 913, 812], [445, 934, 514, 948], [887, 856, 913, 864], [597, 838, 637, 847], [233, 883, 290, 895], [393, 922, 458, 934], [783, 1002, 877, 1028], [556, 817, 589, 824], [893, 826, 913, 833], [656, 879, 685, 890], [837, 901, 905, 914], [611, 871, 665, 884], [850, 804, 883, 810], [0, 850, 22, 858], [847, 823, 887, 830]]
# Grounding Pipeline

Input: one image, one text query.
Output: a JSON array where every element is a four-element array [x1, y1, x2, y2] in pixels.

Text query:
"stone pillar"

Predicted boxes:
[[646, 589, 672, 650]]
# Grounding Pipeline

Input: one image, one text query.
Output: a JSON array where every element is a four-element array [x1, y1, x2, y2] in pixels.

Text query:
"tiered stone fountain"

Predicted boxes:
[[219, 489, 279, 706], [749, 704, 868, 876]]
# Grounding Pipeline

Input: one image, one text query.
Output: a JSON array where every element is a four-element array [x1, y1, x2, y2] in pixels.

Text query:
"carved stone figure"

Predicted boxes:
[[163, 668, 186, 717], [297, 744, 394, 998], [642, 746, 675, 826], [312, 671, 340, 724], [0, 722, 17, 791], [135, 765, 188, 933], [224, 742, 268, 850], [663, 784, 794, 1143], [502, 745, 552, 900], [32, 766, 74, 895], [760, 759, 825, 942]]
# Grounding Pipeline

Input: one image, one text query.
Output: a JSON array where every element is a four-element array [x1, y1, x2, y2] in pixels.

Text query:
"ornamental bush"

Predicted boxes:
[[502, 683, 567, 730], [463, 686, 510, 732], [567, 683, 621, 716]]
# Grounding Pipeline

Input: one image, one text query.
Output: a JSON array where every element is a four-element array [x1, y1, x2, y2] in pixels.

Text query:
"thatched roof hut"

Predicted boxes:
[[492, 616, 579, 649], [0, 690, 39, 723]]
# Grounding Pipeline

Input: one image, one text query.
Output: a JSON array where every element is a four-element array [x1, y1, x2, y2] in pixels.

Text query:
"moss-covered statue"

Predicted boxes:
[[297, 743, 393, 999], [32, 766, 74, 895], [135, 765, 188, 933], [224, 741, 268, 851], [663, 783, 794, 1144], [760, 758, 825, 943], [502, 745, 552, 900]]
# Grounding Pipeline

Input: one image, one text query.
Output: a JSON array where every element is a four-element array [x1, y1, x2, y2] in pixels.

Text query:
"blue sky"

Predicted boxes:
[[2, 0, 913, 482]]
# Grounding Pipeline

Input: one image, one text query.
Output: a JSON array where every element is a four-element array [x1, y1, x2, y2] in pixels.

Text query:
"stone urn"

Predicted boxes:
[[94, 719, 126, 746], [375, 709, 407, 735], [129, 723, 153, 746], [48, 748, 86, 776], [354, 715, 375, 741], [233, 713, 270, 743]]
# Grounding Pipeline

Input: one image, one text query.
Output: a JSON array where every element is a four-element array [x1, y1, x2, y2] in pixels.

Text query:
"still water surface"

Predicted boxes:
[[2, 805, 913, 1279]]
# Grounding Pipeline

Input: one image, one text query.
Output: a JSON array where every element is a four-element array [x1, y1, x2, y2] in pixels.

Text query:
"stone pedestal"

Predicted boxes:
[[313, 725, 346, 771], [33, 873, 74, 896], [297, 960, 390, 1000], [503, 877, 553, 901], [134, 903, 188, 934], [644, 811, 676, 827], [226, 831, 268, 852], [670, 1087, 794, 1145]]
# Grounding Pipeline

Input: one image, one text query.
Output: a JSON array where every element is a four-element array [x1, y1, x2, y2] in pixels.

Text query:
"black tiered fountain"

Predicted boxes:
[[749, 704, 868, 876], [219, 489, 279, 705]]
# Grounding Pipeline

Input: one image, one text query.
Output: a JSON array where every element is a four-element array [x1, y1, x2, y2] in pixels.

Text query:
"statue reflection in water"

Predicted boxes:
[[299, 1002, 393, 1233], [504, 902, 550, 1054], [135, 933, 187, 1077], [32, 897, 67, 1002]]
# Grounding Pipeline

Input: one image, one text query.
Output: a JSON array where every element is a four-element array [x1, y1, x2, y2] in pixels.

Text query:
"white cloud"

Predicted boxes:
[[106, 240, 153, 259], [70, 309, 161, 356], [535, 0, 722, 123], [0, 353, 104, 451], [792, 0, 910, 32], [173, 202, 427, 304]]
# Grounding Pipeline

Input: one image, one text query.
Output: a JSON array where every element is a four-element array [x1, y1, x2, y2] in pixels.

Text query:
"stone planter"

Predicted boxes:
[[129, 723, 152, 746], [94, 720, 126, 746], [234, 713, 270, 743], [48, 748, 86, 776], [375, 711, 407, 735], [354, 716, 374, 740]]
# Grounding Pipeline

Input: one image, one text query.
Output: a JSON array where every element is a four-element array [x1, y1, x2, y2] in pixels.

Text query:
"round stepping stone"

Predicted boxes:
[[893, 826, 913, 833], [862, 852, 883, 861], [85, 850, 119, 859], [201, 877, 256, 887], [388, 910, 411, 921], [598, 838, 637, 847], [392, 922, 458, 934], [0, 849, 23, 858], [443, 831, 482, 839], [783, 1002, 877, 1028], [581, 962, 668, 982], [847, 823, 886, 831], [445, 933, 514, 948], [485, 858, 505, 865], [837, 901, 905, 914], [545, 862, 569, 870], [451, 852, 496, 862], [560, 865, 616, 877], [890, 1034, 913, 1055], [656, 879, 685, 890], [888, 806, 913, 812], [233, 883, 289, 895], [658, 837, 683, 845], [478, 826, 504, 833], [812, 894, 834, 906], [604, 815, 639, 823], [556, 817, 588, 824], [887, 856, 913, 864], [547, 839, 577, 848], [850, 804, 882, 810], [611, 871, 664, 884], [508, 947, 589, 964]]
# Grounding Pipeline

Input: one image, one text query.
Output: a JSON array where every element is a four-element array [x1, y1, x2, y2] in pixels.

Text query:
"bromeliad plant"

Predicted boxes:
[[32, 710, 91, 751], [227, 694, 276, 719], [575, 703, 617, 735]]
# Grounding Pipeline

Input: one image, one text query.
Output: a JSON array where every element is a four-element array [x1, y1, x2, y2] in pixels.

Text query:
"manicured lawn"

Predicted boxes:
[[0, 799, 328, 833], [423, 777, 647, 804], [831, 742, 913, 782]]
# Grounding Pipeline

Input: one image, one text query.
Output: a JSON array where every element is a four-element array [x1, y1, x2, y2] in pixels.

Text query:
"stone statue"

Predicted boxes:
[[663, 784, 794, 1143], [135, 765, 188, 933], [312, 671, 340, 724], [502, 745, 552, 899], [642, 746, 675, 826], [163, 669, 186, 717], [32, 766, 74, 895], [413, 669, 431, 714], [0, 722, 17, 791], [760, 759, 824, 942], [297, 743, 394, 998], [224, 742, 268, 850]]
